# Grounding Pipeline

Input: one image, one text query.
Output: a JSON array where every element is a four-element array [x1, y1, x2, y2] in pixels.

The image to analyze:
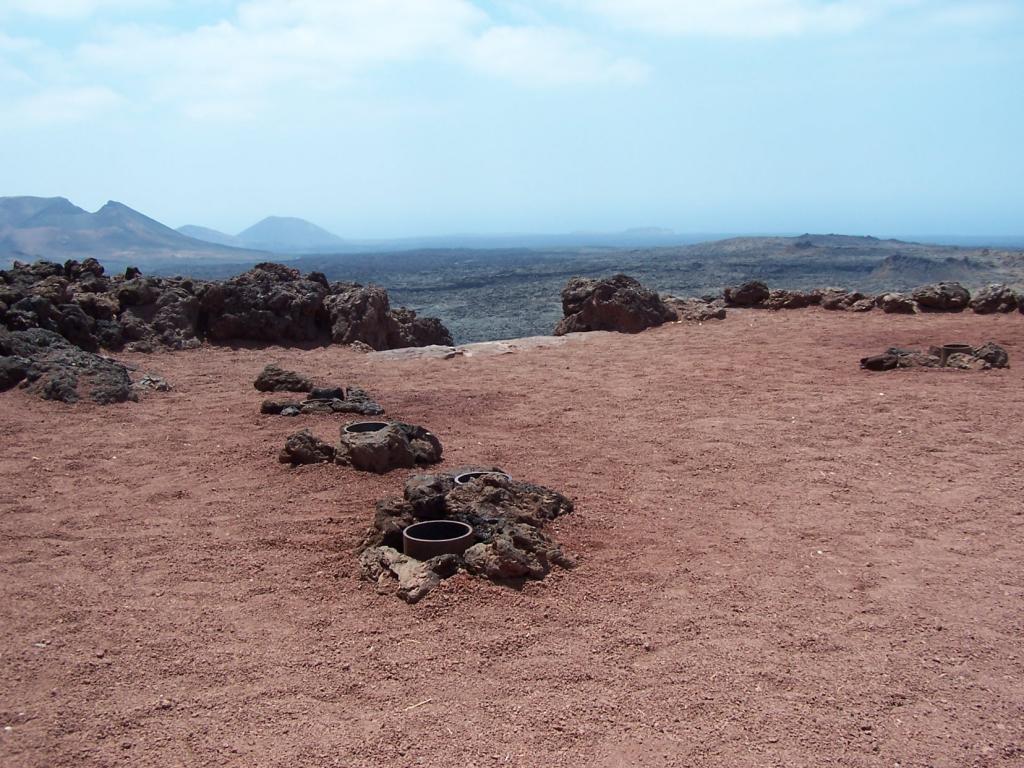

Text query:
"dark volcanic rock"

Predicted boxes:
[[554, 274, 675, 335], [253, 364, 314, 393], [0, 355, 30, 390], [359, 471, 574, 602], [278, 429, 337, 465], [820, 289, 869, 311], [860, 354, 899, 371], [336, 422, 442, 474], [261, 398, 304, 414], [723, 281, 770, 307], [200, 263, 327, 343], [763, 290, 815, 310], [3, 258, 451, 354], [970, 284, 1019, 314], [973, 342, 1009, 369], [876, 293, 916, 314], [0, 328, 137, 404], [912, 282, 971, 312], [662, 296, 727, 322]]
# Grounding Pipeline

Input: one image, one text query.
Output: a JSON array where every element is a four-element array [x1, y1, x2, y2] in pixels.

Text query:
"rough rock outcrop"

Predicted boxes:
[[0, 328, 137, 404], [912, 282, 971, 312], [278, 429, 337, 465], [359, 471, 574, 602], [972, 342, 1010, 369], [1, 258, 451, 354], [861, 342, 1008, 372], [336, 422, 443, 474], [820, 290, 872, 311], [970, 284, 1019, 314], [763, 289, 816, 310], [253, 364, 314, 393], [875, 293, 916, 314], [662, 296, 727, 322], [554, 275, 675, 335], [723, 281, 770, 307]]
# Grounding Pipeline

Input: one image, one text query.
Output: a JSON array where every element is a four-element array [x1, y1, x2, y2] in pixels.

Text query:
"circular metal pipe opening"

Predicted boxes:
[[343, 421, 390, 434], [402, 520, 474, 560], [454, 470, 511, 485], [940, 343, 974, 366]]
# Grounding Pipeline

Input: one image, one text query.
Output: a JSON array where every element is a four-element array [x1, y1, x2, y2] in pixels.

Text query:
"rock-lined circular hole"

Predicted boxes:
[[343, 421, 390, 434], [454, 470, 511, 485], [942, 343, 974, 354], [940, 343, 974, 366], [403, 520, 474, 560]]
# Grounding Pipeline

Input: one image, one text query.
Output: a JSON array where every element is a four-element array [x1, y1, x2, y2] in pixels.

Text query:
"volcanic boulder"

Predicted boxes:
[[278, 429, 337, 465], [723, 281, 770, 307], [970, 285, 1019, 314], [912, 282, 971, 312], [336, 422, 443, 474], [876, 293, 917, 314], [763, 290, 816, 310], [324, 285, 453, 349], [554, 274, 675, 335], [662, 296, 727, 322], [0, 328, 137, 404], [253, 364, 314, 393]]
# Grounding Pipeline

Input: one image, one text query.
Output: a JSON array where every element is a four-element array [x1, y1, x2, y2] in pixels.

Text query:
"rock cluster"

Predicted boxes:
[[661, 296, 727, 322], [1, 258, 452, 353], [554, 274, 676, 335], [359, 470, 575, 603], [860, 342, 1009, 372], [0, 327, 137, 404], [261, 387, 384, 418], [719, 280, 1024, 316], [279, 421, 442, 473]]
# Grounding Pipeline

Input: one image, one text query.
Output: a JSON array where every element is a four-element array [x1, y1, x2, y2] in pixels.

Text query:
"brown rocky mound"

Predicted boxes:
[[553, 274, 675, 335], [359, 470, 575, 602], [0, 257, 452, 353]]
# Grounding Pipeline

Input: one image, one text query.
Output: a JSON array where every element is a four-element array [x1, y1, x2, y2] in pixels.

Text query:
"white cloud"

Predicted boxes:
[[2, 0, 166, 20], [574, 0, 918, 38], [15, 86, 123, 123], [465, 26, 648, 86], [66, 0, 642, 117]]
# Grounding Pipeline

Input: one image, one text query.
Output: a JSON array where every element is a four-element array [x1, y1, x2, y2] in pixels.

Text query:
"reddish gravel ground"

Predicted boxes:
[[1, 309, 1023, 768]]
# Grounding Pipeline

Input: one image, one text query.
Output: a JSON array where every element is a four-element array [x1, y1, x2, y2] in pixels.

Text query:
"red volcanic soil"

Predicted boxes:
[[1, 309, 1023, 768]]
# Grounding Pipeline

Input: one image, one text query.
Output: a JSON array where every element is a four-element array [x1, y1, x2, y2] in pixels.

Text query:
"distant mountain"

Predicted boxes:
[[236, 216, 346, 253], [0, 196, 268, 266], [176, 224, 242, 248]]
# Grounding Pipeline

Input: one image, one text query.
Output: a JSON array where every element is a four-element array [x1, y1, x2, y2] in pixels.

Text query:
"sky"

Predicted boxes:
[[0, 0, 1022, 238]]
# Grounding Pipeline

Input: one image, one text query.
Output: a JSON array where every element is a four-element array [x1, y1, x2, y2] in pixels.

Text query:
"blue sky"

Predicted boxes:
[[0, 0, 1021, 238]]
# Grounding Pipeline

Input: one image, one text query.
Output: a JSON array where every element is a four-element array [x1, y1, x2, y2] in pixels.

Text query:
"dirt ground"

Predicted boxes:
[[1, 309, 1022, 768]]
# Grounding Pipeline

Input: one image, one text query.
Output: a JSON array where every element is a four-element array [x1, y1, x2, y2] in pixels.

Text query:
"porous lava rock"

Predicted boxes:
[[0, 328, 137, 404], [359, 471, 574, 602], [553, 275, 675, 335], [861, 343, 1008, 372], [324, 285, 453, 349], [278, 429, 337, 465], [662, 296, 727, 322], [970, 285, 1019, 314], [253, 364, 314, 392], [820, 290, 871, 311], [876, 293, 917, 314], [912, 282, 971, 312], [972, 342, 1010, 369], [723, 281, 770, 307], [763, 290, 816, 310], [336, 422, 443, 474], [1, 258, 451, 353]]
